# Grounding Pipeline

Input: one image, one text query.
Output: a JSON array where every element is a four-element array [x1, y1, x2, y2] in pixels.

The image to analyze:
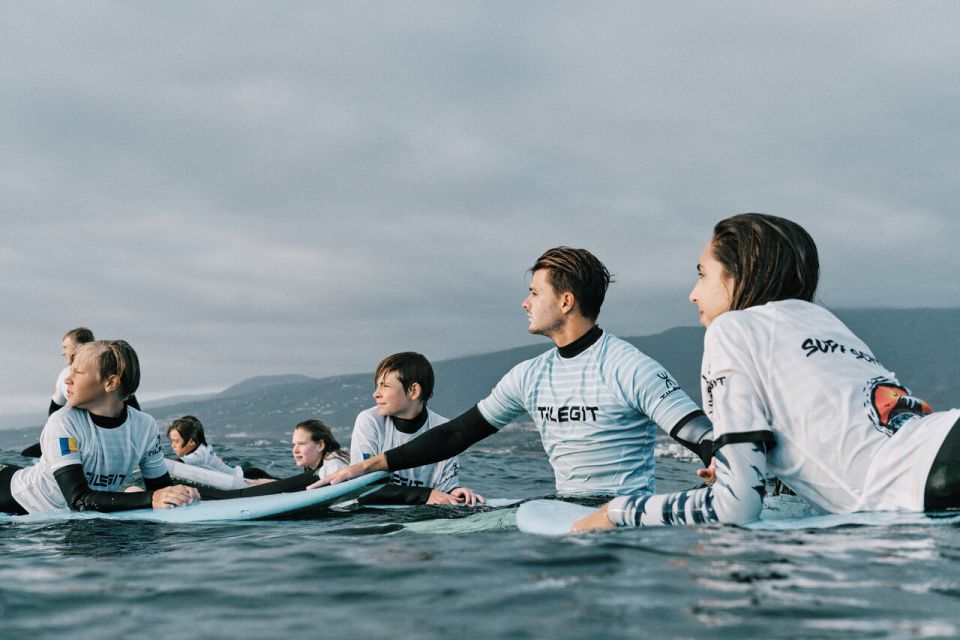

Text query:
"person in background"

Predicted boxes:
[[291, 419, 351, 480], [167, 415, 275, 480], [193, 419, 356, 500]]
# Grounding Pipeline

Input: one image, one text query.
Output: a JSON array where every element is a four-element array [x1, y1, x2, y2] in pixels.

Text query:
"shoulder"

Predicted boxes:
[[595, 332, 667, 376], [125, 406, 159, 430], [355, 407, 384, 429], [517, 345, 559, 371], [426, 409, 449, 425], [45, 406, 86, 431]]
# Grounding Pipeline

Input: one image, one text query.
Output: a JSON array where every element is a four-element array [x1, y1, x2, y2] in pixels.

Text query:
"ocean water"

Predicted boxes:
[[2, 431, 960, 640]]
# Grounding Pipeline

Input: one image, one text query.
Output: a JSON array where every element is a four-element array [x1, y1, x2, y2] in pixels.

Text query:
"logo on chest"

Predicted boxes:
[[536, 406, 599, 422]]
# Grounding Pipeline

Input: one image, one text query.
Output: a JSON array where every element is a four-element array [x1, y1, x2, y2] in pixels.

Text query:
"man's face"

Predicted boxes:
[[522, 269, 565, 337]]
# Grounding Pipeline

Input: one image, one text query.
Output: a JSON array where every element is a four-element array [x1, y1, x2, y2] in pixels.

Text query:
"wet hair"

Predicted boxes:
[[294, 419, 349, 464], [64, 327, 95, 345], [73, 340, 141, 400], [711, 213, 819, 311], [167, 415, 208, 446], [530, 247, 613, 321], [374, 352, 434, 403]]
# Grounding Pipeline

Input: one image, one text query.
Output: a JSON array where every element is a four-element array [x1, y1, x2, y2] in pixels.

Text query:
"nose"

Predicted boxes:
[[688, 283, 699, 304]]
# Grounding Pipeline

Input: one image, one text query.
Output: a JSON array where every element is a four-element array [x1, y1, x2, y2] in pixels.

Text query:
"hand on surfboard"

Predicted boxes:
[[307, 454, 388, 490], [152, 484, 200, 509], [427, 486, 486, 506]]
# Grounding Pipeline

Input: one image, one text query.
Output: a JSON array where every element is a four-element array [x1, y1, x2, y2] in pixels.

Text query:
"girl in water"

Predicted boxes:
[[575, 213, 960, 531], [195, 419, 351, 499], [291, 419, 351, 479], [167, 415, 275, 480], [0, 340, 197, 514]]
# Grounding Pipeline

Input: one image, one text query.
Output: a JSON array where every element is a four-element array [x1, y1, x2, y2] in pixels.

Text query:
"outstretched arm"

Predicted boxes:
[[574, 441, 769, 531], [312, 406, 498, 489]]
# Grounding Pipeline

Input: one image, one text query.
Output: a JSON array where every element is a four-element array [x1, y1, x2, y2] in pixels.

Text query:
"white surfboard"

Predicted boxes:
[[516, 498, 960, 536], [164, 459, 248, 490], [516, 500, 594, 536], [1, 472, 390, 524], [362, 498, 524, 510]]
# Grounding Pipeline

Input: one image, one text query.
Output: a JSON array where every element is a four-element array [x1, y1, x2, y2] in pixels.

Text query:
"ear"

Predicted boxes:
[[317, 440, 326, 454], [103, 374, 122, 394], [407, 382, 422, 401], [558, 291, 577, 315]]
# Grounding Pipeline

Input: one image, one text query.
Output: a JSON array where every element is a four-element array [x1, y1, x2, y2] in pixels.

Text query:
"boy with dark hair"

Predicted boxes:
[[350, 352, 483, 505]]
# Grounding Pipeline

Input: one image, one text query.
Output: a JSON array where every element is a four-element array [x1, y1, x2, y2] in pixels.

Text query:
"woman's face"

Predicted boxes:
[[292, 427, 325, 470], [169, 430, 198, 457], [689, 241, 734, 328]]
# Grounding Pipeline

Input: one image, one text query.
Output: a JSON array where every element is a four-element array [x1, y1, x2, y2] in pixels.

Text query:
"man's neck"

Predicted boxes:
[[549, 318, 597, 349]]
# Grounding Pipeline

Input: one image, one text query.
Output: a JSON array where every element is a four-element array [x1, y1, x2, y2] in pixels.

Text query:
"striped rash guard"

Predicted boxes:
[[476, 327, 709, 496]]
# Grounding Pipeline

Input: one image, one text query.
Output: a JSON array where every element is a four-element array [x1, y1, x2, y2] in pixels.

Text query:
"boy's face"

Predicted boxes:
[[65, 350, 108, 409], [373, 370, 421, 419], [61, 337, 79, 363]]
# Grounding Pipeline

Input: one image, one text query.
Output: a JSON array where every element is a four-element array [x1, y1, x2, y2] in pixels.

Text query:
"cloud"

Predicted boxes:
[[1, 2, 959, 414]]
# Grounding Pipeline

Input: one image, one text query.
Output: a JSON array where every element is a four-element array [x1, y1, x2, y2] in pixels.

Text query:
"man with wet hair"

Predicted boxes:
[[318, 246, 713, 498]]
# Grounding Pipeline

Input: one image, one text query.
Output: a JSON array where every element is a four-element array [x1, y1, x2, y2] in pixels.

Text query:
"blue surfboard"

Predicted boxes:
[[2, 472, 389, 524]]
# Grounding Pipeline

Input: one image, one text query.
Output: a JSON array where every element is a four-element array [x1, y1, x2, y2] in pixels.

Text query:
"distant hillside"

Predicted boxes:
[[108, 307, 960, 440], [1, 307, 956, 452]]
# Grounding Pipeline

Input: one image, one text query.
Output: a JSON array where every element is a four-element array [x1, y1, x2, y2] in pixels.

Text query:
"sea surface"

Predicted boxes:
[[2, 426, 960, 640]]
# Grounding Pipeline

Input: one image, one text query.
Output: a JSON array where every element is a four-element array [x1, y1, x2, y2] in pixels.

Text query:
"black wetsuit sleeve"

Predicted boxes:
[[358, 484, 433, 505], [384, 405, 498, 472], [668, 411, 715, 467], [197, 473, 314, 500], [20, 442, 42, 458], [53, 464, 166, 512], [48, 400, 64, 416]]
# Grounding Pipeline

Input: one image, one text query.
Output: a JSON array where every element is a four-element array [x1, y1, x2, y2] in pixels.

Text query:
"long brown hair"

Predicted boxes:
[[712, 213, 819, 311]]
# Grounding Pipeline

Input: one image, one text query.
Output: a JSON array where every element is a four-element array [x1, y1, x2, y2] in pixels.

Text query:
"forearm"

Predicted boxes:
[[385, 406, 497, 471], [607, 441, 768, 527], [358, 484, 432, 505], [199, 472, 313, 500], [54, 465, 154, 512]]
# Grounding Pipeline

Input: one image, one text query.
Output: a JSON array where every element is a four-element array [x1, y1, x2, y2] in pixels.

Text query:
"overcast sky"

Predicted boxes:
[[2, 2, 958, 416]]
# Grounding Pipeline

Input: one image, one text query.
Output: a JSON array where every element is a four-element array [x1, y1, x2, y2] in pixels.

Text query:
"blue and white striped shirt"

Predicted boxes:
[[478, 332, 702, 496]]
